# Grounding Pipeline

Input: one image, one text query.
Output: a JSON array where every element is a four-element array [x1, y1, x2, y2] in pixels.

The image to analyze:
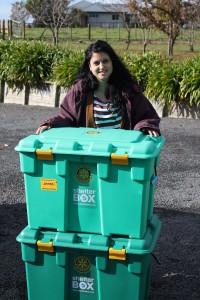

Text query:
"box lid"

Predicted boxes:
[[15, 127, 165, 159], [16, 215, 161, 255]]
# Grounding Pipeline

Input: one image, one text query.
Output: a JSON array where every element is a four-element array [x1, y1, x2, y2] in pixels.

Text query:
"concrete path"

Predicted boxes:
[[0, 103, 200, 300]]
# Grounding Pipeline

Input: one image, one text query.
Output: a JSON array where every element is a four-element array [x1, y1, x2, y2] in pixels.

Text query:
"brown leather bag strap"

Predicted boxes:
[[86, 91, 96, 128]]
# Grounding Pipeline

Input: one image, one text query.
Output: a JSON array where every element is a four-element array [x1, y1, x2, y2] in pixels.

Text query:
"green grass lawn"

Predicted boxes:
[[11, 26, 200, 60]]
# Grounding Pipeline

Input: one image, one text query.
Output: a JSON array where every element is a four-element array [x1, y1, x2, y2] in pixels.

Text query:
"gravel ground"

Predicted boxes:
[[0, 103, 200, 300]]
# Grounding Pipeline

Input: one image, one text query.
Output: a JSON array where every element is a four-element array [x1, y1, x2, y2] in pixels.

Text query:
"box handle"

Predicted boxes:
[[109, 248, 126, 261], [151, 161, 158, 184], [36, 149, 53, 161], [37, 240, 54, 253], [111, 154, 129, 166]]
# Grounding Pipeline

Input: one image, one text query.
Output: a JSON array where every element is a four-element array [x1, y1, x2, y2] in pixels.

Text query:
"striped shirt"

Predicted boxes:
[[93, 96, 122, 129]]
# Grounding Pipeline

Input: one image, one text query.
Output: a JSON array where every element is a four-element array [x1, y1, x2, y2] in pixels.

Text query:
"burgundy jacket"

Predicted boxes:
[[41, 79, 161, 134]]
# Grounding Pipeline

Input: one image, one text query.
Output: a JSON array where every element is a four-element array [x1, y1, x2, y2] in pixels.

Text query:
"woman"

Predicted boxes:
[[36, 40, 160, 136]]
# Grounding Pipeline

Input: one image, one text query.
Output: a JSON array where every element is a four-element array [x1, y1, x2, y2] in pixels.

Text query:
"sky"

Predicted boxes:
[[0, 0, 116, 21]]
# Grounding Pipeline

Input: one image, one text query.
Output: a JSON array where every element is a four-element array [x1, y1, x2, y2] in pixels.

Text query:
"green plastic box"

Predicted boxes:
[[15, 127, 165, 238], [17, 214, 161, 300]]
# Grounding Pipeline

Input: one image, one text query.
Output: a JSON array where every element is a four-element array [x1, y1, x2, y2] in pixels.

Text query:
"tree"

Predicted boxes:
[[10, 1, 30, 22], [121, 10, 135, 50], [113, 2, 135, 50], [133, 11, 152, 54], [68, 8, 87, 28], [183, 0, 200, 51], [26, 0, 74, 45], [127, 0, 193, 57]]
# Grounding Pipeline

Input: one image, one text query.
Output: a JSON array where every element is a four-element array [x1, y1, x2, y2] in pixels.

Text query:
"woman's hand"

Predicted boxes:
[[141, 128, 159, 137], [36, 125, 51, 135], [147, 129, 159, 137]]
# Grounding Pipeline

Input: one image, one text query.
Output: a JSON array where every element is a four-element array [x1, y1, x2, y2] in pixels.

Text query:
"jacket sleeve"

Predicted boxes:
[[40, 85, 81, 128], [132, 91, 161, 135]]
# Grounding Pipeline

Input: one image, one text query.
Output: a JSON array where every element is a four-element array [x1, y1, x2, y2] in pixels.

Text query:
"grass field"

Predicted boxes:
[[8, 26, 200, 60]]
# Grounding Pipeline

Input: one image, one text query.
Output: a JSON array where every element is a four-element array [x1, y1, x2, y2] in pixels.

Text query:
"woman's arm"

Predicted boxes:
[[36, 82, 85, 134], [131, 91, 161, 136]]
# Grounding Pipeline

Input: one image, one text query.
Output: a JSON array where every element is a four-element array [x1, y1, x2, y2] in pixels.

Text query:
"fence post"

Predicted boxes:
[[21, 20, 25, 39], [0, 80, 5, 103], [70, 27, 72, 40], [55, 85, 60, 108], [105, 23, 109, 42], [118, 23, 120, 41], [8, 20, 12, 39], [88, 24, 91, 41], [6, 20, 8, 36], [24, 84, 30, 105], [2, 20, 5, 40], [134, 24, 137, 40]]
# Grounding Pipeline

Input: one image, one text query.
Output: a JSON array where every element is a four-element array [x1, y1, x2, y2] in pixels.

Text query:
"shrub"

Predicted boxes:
[[123, 52, 163, 91], [0, 41, 57, 88], [179, 56, 200, 107], [145, 59, 183, 109], [0, 40, 199, 107], [53, 50, 85, 87]]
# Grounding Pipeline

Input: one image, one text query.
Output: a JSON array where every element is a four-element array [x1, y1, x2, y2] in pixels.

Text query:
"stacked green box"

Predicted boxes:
[[15, 127, 165, 238], [17, 215, 162, 300]]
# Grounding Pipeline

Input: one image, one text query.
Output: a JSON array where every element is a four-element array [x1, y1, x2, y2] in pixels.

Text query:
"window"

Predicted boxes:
[[112, 14, 119, 20]]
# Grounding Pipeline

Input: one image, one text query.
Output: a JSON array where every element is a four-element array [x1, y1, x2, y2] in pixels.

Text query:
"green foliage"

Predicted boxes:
[[145, 59, 183, 109], [53, 50, 85, 87], [0, 40, 57, 88], [122, 52, 163, 91], [0, 41, 199, 107], [179, 56, 200, 107], [0, 41, 11, 80]]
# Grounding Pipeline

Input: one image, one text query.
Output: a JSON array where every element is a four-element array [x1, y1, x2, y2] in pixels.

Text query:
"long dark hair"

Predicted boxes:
[[76, 40, 138, 107]]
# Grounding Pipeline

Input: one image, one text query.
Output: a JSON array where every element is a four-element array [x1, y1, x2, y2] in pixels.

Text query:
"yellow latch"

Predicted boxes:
[[37, 240, 54, 253], [36, 149, 53, 161], [109, 248, 126, 261], [111, 153, 129, 165]]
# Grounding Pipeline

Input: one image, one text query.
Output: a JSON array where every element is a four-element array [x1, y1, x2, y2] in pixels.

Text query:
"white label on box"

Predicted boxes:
[[73, 188, 96, 207], [72, 276, 95, 294]]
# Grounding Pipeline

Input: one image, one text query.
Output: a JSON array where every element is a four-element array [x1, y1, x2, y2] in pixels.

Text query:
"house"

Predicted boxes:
[[70, 0, 130, 28]]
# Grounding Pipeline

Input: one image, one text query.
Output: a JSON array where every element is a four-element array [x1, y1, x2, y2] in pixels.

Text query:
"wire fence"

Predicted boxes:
[[0, 20, 25, 39], [22, 24, 200, 43], [12, 20, 22, 38], [1, 20, 200, 43]]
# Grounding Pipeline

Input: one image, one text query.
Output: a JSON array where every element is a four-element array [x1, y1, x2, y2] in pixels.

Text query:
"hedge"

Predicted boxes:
[[0, 40, 199, 107]]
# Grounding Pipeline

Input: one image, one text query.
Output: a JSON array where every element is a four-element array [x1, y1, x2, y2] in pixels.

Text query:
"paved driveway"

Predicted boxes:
[[0, 103, 200, 300]]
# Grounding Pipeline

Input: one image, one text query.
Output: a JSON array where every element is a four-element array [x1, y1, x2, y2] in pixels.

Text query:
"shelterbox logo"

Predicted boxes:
[[72, 256, 95, 295], [73, 188, 96, 207], [72, 276, 95, 294]]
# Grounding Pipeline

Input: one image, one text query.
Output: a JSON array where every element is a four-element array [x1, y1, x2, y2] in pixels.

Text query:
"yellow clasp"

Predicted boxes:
[[37, 240, 54, 253], [111, 153, 129, 165], [109, 248, 126, 260], [36, 149, 53, 161]]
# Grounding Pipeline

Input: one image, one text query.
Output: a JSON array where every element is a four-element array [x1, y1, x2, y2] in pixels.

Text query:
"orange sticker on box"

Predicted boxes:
[[41, 179, 57, 191]]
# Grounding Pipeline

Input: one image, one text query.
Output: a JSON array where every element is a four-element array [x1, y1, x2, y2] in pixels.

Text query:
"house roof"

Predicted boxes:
[[71, 1, 129, 13], [70, 1, 92, 10]]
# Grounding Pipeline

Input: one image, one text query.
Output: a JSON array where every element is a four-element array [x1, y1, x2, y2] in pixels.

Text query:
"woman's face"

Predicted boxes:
[[89, 52, 113, 84]]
